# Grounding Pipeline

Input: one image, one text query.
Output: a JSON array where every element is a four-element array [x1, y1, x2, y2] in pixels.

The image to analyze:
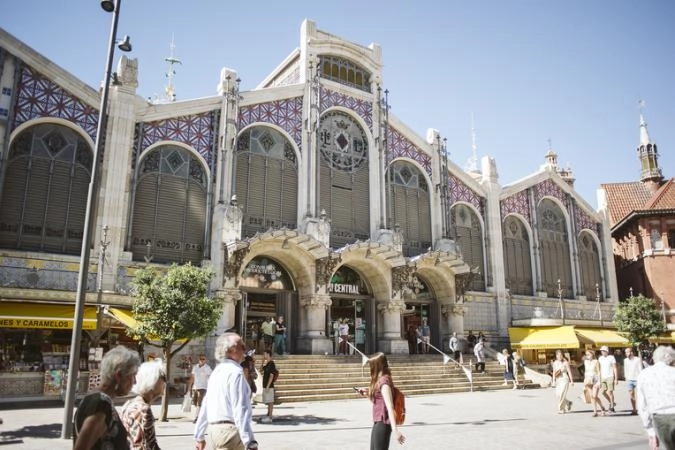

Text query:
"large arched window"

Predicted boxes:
[[318, 111, 370, 249], [130, 145, 207, 264], [502, 215, 533, 295], [387, 160, 432, 257], [235, 126, 298, 238], [537, 198, 573, 298], [0, 123, 91, 254], [450, 204, 485, 291], [578, 231, 602, 300]]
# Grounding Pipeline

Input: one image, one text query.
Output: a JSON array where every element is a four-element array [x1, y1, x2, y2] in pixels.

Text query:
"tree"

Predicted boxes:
[[613, 294, 666, 351], [131, 263, 222, 421]]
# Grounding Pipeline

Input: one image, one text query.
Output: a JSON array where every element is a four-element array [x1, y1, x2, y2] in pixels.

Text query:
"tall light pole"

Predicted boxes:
[[61, 0, 131, 438]]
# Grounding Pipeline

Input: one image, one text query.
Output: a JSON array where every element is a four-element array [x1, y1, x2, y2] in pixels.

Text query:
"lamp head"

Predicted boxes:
[[100, 0, 115, 12], [117, 35, 132, 52]]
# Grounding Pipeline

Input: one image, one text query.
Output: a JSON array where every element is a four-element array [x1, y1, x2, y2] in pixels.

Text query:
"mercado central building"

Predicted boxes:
[[0, 20, 624, 373]]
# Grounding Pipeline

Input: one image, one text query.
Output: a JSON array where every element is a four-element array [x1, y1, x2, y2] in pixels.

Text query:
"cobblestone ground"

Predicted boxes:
[[0, 383, 648, 450]]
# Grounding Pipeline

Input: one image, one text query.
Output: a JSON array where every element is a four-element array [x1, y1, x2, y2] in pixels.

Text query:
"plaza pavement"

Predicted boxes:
[[0, 382, 648, 450]]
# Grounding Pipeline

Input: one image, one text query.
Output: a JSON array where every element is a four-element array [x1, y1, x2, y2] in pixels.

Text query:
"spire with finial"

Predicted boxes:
[[465, 112, 479, 174], [541, 138, 558, 171], [636, 99, 662, 189], [163, 35, 182, 102]]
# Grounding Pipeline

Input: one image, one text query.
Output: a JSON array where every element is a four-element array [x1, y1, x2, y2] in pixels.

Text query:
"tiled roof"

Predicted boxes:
[[601, 181, 653, 226], [602, 178, 675, 227], [644, 178, 675, 210]]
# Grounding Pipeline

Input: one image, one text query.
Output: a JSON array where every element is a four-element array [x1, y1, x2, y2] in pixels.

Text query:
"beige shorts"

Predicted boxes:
[[601, 377, 615, 392]]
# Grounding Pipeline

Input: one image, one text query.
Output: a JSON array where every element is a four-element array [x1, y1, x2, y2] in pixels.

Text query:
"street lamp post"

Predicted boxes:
[[61, 0, 130, 439]]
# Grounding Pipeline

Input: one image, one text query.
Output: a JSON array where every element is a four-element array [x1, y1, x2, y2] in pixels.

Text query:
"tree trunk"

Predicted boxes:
[[160, 346, 172, 421]]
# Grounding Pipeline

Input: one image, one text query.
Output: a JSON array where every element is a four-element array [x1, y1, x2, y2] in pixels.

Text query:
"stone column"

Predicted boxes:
[[377, 301, 408, 354], [215, 288, 242, 334], [296, 293, 332, 355]]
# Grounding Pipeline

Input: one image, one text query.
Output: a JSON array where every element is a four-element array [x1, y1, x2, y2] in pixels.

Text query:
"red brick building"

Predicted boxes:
[[599, 114, 675, 328]]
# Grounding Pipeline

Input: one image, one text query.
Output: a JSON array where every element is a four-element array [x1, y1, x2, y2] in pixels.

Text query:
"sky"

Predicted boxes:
[[3, 0, 675, 209]]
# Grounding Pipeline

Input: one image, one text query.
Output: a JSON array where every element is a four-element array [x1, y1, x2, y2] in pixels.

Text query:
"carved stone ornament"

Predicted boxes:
[[451, 304, 467, 316], [315, 253, 342, 292], [455, 269, 477, 303], [377, 301, 407, 315], [391, 264, 414, 296], [223, 243, 251, 284], [216, 288, 243, 305], [300, 294, 332, 310]]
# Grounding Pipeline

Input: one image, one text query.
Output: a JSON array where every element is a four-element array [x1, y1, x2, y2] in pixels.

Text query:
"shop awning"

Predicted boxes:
[[106, 307, 140, 329], [650, 331, 675, 344], [575, 328, 629, 347], [0, 302, 98, 330], [508, 326, 579, 349]]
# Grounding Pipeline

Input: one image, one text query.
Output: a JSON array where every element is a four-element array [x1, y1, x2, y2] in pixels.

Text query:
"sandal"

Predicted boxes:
[[592, 412, 598, 417]]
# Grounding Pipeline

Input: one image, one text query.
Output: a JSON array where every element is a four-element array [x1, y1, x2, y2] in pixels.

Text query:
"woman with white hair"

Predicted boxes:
[[121, 359, 166, 450], [73, 345, 141, 450], [637, 345, 675, 450]]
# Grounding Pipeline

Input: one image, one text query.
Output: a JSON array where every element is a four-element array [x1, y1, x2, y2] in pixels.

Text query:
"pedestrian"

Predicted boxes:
[[121, 359, 166, 450], [242, 350, 257, 402], [415, 324, 423, 354], [583, 349, 606, 417], [421, 319, 431, 354], [552, 349, 574, 414], [274, 315, 287, 355], [356, 352, 406, 449], [466, 330, 477, 351], [260, 350, 279, 423], [193, 332, 258, 450], [449, 332, 460, 361], [598, 346, 618, 413], [623, 346, 642, 416], [73, 345, 141, 450], [189, 353, 213, 423], [339, 318, 350, 355], [512, 350, 525, 389], [260, 317, 274, 354], [406, 325, 417, 355], [636, 345, 675, 450], [473, 338, 486, 373]]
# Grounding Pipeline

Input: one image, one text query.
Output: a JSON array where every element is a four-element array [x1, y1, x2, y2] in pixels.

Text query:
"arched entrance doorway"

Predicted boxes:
[[402, 275, 438, 354], [327, 266, 374, 355], [237, 256, 297, 354]]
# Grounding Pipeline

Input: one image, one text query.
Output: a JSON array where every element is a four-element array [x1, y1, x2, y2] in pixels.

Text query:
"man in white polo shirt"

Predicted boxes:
[[190, 353, 213, 423], [623, 346, 642, 415], [598, 345, 618, 413]]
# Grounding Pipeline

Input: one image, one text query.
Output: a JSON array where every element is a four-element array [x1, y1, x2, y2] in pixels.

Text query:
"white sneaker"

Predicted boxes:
[[260, 416, 273, 423]]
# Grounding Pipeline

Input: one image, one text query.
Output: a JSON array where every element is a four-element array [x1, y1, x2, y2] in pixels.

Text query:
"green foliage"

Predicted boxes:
[[613, 294, 666, 346], [130, 263, 222, 347]]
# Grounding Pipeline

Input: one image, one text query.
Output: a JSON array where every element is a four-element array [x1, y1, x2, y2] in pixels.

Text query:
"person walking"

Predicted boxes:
[[583, 349, 606, 417], [274, 315, 287, 355], [190, 353, 213, 423], [193, 332, 258, 450], [338, 318, 350, 355], [260, 350, 279, 424], [420, 319, 431, 354], [552, 349, 574, 414], [121, 359, 166, 450], [637, 345, 675, 450], [466, 330, 477, 352], [73, 345, 141, 450], [406, 325, 417, 355], [260, 317, 274, 354], [357, 353, 406, 449], [598, 346, 618, 413], [623, 346, 642, 416], [473, 338, 486, 374], [449, 332, 460, 362]]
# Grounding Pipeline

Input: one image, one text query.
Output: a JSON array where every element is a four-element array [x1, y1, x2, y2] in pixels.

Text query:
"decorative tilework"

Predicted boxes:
[[320, 89, 373, 128], [534, 178, 570, 209], [386, 126, 432, 176], [449, 174, 484, 214], [238, 97, 303, 150], [575, 206, 600, 234], [140, 111, 216, 165], [12, 65, 99, 140], [501, 190, 531, 224]]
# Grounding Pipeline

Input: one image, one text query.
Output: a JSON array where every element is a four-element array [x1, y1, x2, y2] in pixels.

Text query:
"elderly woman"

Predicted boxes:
[[73, 345, 141, 450], [121, 359, 166, 450], [637, 345, 675, 450]]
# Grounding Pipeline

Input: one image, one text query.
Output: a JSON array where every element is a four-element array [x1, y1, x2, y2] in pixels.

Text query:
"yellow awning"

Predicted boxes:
[[0, 302, 97, 330], [508, 326, 579, 349], [651, 331, 675, 344], [107, 307, 140, 329], [575, 328, 629, 347]]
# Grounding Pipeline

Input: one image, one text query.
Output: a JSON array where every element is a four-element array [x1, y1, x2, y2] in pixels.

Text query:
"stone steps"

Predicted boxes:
[[264, 354, 537, 403]]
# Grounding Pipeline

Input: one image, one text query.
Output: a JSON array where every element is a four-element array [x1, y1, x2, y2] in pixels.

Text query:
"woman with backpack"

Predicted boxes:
[[357, 352, 406, 449]]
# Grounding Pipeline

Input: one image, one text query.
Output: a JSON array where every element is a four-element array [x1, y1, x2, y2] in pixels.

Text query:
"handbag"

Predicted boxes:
[[262, 387, 275, 404], [182, 393, 192, 413]]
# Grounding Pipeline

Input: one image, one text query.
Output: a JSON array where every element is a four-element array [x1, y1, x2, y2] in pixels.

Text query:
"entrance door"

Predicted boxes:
[[329, 298, 370, 355]]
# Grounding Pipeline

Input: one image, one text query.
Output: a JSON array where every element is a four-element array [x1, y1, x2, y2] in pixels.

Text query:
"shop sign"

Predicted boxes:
[[328, 283, 361, 295], [0, 317, 96, 330], [241, 257, 293, 290]]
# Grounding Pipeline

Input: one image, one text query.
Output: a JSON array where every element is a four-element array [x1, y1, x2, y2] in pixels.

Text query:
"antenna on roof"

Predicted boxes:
[[163, 34, 182, 102]]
